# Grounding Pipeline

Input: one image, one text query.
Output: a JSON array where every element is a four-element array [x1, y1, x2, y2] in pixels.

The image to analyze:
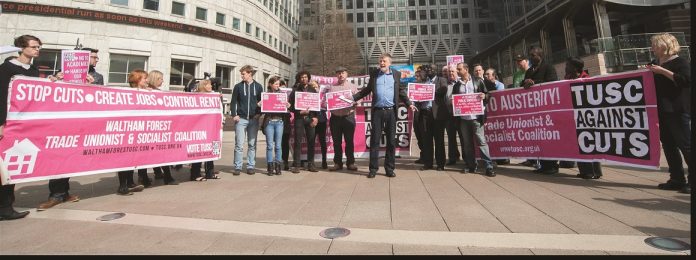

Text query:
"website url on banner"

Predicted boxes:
[[82, 146, 144, 155], [500, 145, 540, 153]]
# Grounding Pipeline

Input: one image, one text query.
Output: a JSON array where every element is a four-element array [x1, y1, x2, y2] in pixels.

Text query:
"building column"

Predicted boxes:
[[539, 28, 551, 61], [563, 15, 578, 58], [592, 0, 612, 40]]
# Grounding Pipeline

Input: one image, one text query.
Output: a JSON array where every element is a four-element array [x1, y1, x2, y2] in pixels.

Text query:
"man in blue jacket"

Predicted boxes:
[[230, 65, 264, 175]]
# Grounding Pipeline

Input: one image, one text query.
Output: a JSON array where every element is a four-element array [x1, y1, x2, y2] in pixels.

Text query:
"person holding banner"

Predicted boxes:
[[260, 76, 290, 176], [312, 81, 330, 169], [418, 64, 448, 171], [288, 71, 319, 173], [279, 79, 293, 171], [189, 80, 222, 181], [143, 70, 178, 185], [327, 66, 359, 171], [413, 66, 426, 164], [230, 65, 264, 176], [0, 35, 45, 220], [82, 47, 104, 85], [522, 46, 559, 175], [647, 33, 692, 193], [352, 53, 417, 178], [114, 69, 149, 195], [453, 63, 495, 177]]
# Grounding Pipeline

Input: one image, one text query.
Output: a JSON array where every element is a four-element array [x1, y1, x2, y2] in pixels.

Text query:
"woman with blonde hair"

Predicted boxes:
[[142, 70, 178, 185], [147, 70, 164, 90], [647, 33, 691, 194], [189, 79, 221, 181]]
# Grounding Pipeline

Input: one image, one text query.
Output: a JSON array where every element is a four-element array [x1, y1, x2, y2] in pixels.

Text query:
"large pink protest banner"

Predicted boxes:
[[407, 83, 435, 101], [261, 92, 288, 113], [0, 77, 223, 184], [61, 50, 90, 84], [484, 69, 660, 169], [452, 93, 484, 116]]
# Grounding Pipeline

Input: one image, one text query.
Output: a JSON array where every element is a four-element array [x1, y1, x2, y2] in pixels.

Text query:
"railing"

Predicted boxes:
[[588, 32, 690, 69]]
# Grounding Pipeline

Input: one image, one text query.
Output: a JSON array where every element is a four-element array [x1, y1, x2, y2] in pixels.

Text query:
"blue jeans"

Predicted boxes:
[[234, 117, 259, 169], [265, 120, 284, 163], [460, 119, 493, 170]]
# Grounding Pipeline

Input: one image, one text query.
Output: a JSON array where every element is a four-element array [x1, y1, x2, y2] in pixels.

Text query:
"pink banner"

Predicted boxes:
[[484, 69, 660, 169], [325, 90, 354, 111], [61, 50, 90, 84], [1, 77, 223, 184], [407, 83, 435, 102], [446, 55, 464, 67], [261, 92, 288, 113], [452, 93, 484, 116], [294, 92, 320, 111]]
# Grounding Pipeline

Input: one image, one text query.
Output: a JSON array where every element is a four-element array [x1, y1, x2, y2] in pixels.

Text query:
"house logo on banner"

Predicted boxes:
[[2, 138, 41, 176]]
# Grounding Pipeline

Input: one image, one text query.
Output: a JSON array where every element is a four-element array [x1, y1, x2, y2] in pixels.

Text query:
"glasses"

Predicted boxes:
[[26, 45, 41, 50], [90, 56, 99, 60]]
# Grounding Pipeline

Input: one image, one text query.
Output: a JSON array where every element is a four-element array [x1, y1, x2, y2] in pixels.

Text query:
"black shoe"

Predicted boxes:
[[658, 181, 685, 191], [467, 168, 477, 173], [266, 163, 274, 176], [233, 169, 241, 176], [117, 187, 133, 195], [164, 178, 178, 185], [307, 163, 319, 172], [291, 166, 300, 174], [283, 161, 290, 171], [154, 172, 164, 180], [540, 168, 559, 175], [485, 168, 496, 177], [0, 208, 30, 221], [678, 185, 691, 194], [127, 184, 145, 192], [436, 167, 445, 171], [414, 159, 424, 164], [367, 171, 376, 178], [321, 161, 328, 169], [329, 164, 343, 171], [532, 168, 544, 174], [247, 168, 255, 175], [275, 162, 282, 175], [386, 172, 396, 178], [139, 176, 153, 188], [446, 160, 457, 166], [577, 173, 599, 180], [419, 166, 433, 171]]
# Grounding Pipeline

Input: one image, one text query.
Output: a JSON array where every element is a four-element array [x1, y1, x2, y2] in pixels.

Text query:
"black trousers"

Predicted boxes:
[[446, 116, 463, 162], [433, 119, 448, 168], [282, 131, 290, 163], [117, 170, 141, 188], [417, 109, 436, 167], [48, 178, 70, 199], [539, 160, 559, 171], [191, 161, 215, 179], [369, 108, 396, 173], [578, 162, 602, 176], [0, 184, 15, 209], [413, 110, 424, 160], [330, 115, 356, 165], [293, 116, 316, 165], [314, 120, 328, 162], [659, 112, 691, 184]]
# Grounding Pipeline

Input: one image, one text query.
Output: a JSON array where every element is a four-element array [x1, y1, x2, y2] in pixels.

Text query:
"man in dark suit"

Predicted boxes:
[[522, 46, 559, 175], [421, 64, 449, 171], [353, 53, 417, 178]]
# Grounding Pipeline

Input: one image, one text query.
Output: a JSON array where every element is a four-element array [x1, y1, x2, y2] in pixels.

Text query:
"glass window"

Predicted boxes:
[[440, 0, 447, 4], [110, 0, 128, 6], [337, 0, 344, 9], [377, 12, 385, 22], [196, 7, 207, 21], [232, 18, 241, 30], [378, 27, 385, 37], [410, 25, 418, 35], [357, 0, 363, 9], [399, 26, 407, 36], [429, 0, 436, 5], [367, 12, 374, 22], [326, 0, 333, 10], [347, 13, 353, 23], [408, 0, 416, 6], [368, 27, 375, 37], [462, 23, 470, 33], [441, 24, 449, 34], [431, 24, 438, 34], [357, 12, 364, 22], [169, 60, 196, 86], [440, 9, 448, 19], [367, 0, 374, 8], [171, 1, 185, 15], [478, 23, 486, 33], [420, 25, 428, 35], [33, 49, 61, 78], [246, 23, 252, 34], [347, 0, 354, 9], [216, 13, 225, 25], [215, 65, 233, 91], [143, 0, 159, 11], [430, 9, 437, 19], [256, 27, 260, 38], [388, 26, 396, 36], [398, 11, 406, 21], [109, 54, 148, 84], [419, 10, 426, 20], [409, 10, 416, 20], [451, 9, 458, 19], [398, 0, 406, 7], [263, 31, 267, 42], [357, 27, 365, 37], [461, 8, 469, 18], [419, 0, 425, 5], [452, 23, 460, 34], [387, 11, 394, 21], [377, 0, 385, 8]]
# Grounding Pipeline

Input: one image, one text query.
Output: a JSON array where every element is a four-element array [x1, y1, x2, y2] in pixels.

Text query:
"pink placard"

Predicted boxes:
[[446, 55, 464, 67], [61, 50, 90, 84], [452, 93, 484, 116], [294, 92, 321, 111], [325, 90, 354, 111], [1, 77, 223, 184], [407, 83, 435, 101], [261, 92, 288, 113], [483, 69, 660, 169]]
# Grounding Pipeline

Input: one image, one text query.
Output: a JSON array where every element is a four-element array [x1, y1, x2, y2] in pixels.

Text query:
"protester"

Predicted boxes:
[[327, 66, 359, 171], [314, 82, 329, 169], [563, 57, 602, 179], [453, 63, 495, 177], [230, 65, 264, 175], [483, 68, 505, 91], [279, 79, 292, 171], [413, 65, 426, 164], [115, 69, 149, 195], [522, 46, 559, 175], [472, 64, 485, 81], [82, 47, 104, 85], [190, 79, 221, 181], [418, 64, 448, 171], [260, 76, 290, 176], [352, 53, 417, 178], [143, 70, 178, 185], [435, 64, 459, 170], [0, 35, 44, 220], [511, 54, 529, 88], [288, 73, 319, 173], [647, 33, 691, 193]]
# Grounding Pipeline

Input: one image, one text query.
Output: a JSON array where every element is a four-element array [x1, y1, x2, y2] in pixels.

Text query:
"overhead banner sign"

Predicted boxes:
[[0, 77, 223, 184], [484, 69, 660, 169]]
